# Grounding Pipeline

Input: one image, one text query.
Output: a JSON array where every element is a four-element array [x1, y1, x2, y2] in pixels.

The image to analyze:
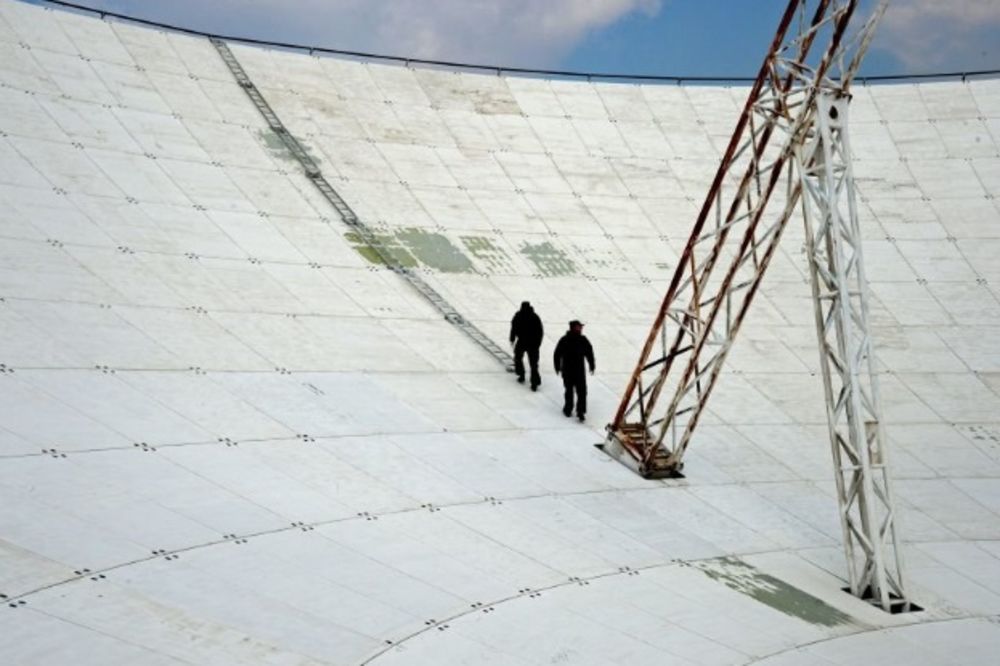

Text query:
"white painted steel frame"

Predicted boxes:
[[797, 91, 910, 612]]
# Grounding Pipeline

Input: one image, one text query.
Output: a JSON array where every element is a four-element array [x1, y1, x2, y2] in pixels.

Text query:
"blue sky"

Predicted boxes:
[[31, 0, 1000, 77]]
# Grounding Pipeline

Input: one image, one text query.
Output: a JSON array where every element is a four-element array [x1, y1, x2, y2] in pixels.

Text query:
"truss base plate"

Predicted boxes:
[[596, 438, 684, 480], [842, 586, 922, 615]]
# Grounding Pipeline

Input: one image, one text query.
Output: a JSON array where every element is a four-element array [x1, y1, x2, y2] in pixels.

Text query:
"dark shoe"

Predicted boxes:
[[577, 414, 585, 422], [517, 375, 525, 384], [563, 408, 572, 417], [531, 385, 538, 392]]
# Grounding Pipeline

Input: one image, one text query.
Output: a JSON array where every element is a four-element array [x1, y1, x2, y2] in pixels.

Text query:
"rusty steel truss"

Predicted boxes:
[[603, 0, 910, 612], [606, 0, 869, 475]]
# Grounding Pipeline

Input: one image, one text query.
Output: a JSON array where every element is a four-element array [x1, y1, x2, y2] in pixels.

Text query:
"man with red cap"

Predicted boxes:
[[553, 320, 595, 421]]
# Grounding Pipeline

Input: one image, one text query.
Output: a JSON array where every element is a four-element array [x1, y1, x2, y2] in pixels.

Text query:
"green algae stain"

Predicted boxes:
[[345, 228, 475, 273], [691, 557, 854, 628], [257, 129, 317, 163], [396, 228, 474, 274], [344, 231, 418, 268], [461, 236, 513, 274], [520, 240, 577, 277]]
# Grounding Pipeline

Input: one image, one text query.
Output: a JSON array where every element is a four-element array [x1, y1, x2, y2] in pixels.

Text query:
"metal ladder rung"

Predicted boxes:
[[210, 38, 512, 370]]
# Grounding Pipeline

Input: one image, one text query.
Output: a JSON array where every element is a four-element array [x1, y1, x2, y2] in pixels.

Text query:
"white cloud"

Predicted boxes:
[[120, 0, 663, 67], [374, 0, 662, 64], [876, 0, 1000, 71]]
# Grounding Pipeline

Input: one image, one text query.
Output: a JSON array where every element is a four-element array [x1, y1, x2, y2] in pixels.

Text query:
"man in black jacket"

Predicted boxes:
[[510, 301, 543, 391], [553, 320, 595, 421]]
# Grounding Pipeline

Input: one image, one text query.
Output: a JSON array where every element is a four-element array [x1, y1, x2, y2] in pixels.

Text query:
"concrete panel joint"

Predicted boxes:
[[209, 38, 513, 371]]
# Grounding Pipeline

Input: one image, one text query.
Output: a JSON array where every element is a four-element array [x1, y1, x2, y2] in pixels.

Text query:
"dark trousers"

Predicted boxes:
[[562, 373, 587, 416], [514, 343, 541, 387]]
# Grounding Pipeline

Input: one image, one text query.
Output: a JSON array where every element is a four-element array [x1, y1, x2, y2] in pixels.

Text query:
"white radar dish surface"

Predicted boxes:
[[1, 0, 999, 664]]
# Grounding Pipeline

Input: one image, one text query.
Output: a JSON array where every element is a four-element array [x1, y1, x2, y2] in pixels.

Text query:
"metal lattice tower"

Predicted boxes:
[[603, 0, 910, 611], [798, 88, 910, 612]]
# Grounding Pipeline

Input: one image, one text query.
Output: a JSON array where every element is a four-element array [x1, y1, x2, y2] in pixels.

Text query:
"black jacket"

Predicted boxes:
[[510, 305, 543, 347], [553, 331, 595, 377]]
